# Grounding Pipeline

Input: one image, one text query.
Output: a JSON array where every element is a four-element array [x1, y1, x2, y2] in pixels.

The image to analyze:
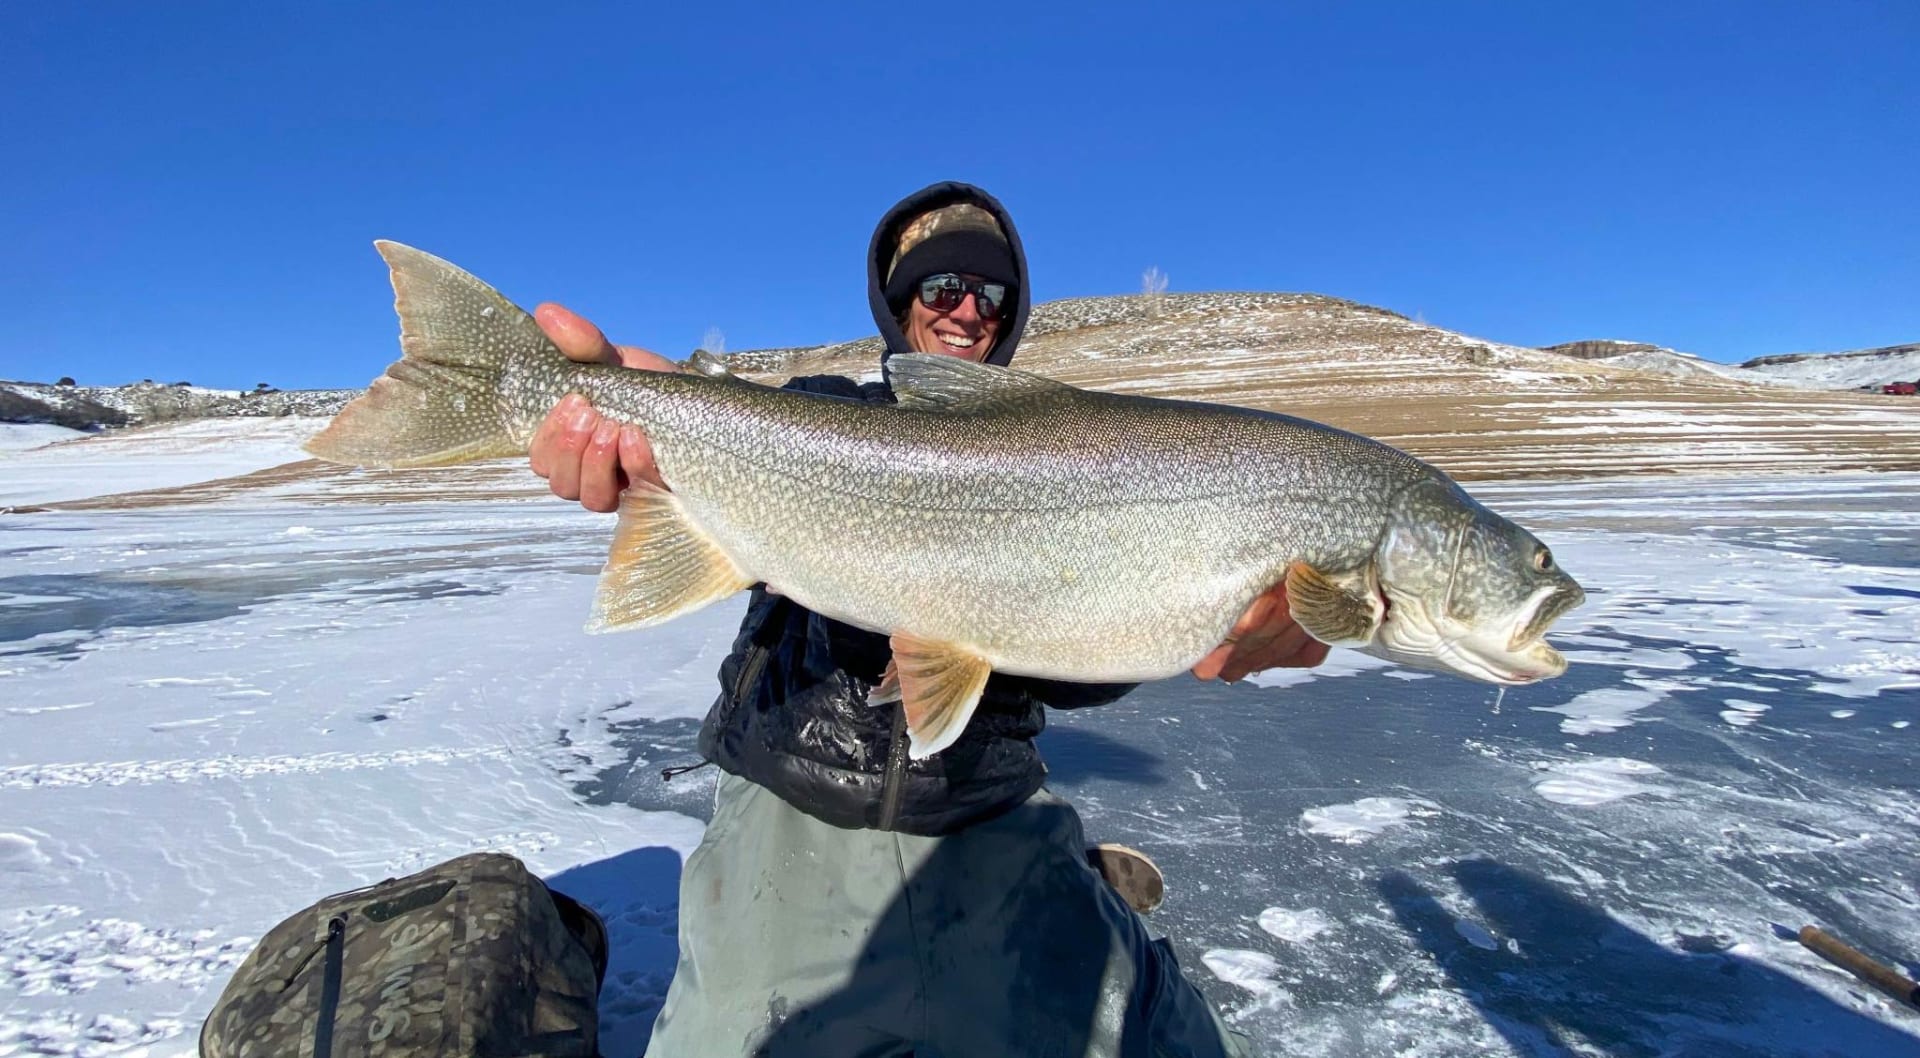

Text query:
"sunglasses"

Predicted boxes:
[[917, 274, 1011, 321]]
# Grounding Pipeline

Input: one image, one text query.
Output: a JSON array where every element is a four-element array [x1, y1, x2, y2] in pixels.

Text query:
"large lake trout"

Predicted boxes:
[[309, 243, 1586, 757]]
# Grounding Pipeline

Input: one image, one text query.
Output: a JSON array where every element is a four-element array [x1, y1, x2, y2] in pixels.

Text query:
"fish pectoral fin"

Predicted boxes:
[[886, 353, 1067, 412], [1284, 562, 1384, 647], [889, 634, 993, 760], [587, 483, 752, 632]]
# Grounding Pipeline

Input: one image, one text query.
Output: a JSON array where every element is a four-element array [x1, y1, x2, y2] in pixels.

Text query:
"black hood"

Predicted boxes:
[[866, 181, 1031, 368]]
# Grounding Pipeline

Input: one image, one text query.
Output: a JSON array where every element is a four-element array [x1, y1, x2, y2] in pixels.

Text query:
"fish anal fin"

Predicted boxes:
[[889, 634, 992, 759], [588, 484, 752, 632], [1284, 562, 1384, 647]]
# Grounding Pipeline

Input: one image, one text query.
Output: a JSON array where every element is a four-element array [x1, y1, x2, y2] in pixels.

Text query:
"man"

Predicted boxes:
[[529, 183, 1326, 1056]]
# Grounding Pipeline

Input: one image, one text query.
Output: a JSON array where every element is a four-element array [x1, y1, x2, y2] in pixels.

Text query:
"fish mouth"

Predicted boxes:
[[1467, 583, 1583, 684], [1486, 639, 1567, 684], [1507, 583, 1585, 655], [1366, 579, 1581, 685], [1426, 635, 1566, 686]]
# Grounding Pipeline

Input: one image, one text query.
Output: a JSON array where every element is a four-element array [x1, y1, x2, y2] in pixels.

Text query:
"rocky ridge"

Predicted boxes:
[[1, 380, 357, 431], [1535, 340, 1776, 386], [1539, 340, 1920, 392], [1539, 339, 1665, 361]]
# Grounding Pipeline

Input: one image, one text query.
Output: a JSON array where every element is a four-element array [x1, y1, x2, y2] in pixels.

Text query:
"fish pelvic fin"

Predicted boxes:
[[305, 241, 552, 469], [587, 483, 752, 632], [885, 353, 1067, 412], [869, 660, 903, 706], [889, 634, 993, 760], [1285, 561, 1385, 647]]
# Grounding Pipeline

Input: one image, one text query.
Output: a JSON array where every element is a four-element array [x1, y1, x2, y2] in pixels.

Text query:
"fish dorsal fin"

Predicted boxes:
[[678, 349, 738, 379], [1284, 562, 1385, 646], [886, 353, 1067, 412], [587, 483, 754, 632], [888, 633, 993, 759]]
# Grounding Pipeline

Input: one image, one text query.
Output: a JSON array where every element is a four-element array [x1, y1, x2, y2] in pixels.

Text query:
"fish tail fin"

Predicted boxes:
[[305, 241, 553, 468]]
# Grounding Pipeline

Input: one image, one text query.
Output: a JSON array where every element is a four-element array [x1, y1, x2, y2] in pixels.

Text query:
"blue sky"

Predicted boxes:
[[3, 2, 1914, 389]]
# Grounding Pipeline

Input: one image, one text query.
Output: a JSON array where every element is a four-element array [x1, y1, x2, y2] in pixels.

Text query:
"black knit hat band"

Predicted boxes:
[[883, 229, 1019, 309]]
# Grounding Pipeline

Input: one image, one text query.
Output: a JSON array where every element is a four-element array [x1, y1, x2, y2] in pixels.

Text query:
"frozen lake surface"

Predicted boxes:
[[1, 471, 1915, 1056]]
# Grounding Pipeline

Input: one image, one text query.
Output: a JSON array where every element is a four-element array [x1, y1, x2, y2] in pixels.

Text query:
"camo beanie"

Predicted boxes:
[[882, 203, 1018, 310]]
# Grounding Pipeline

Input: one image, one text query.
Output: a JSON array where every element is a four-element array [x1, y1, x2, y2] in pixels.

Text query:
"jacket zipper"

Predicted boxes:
[[876, 704, 910, 831], [727, 596, 787, 705], [661, 617, 780, 782], [311, 915, 347, 1058], [731, 643, 772, 705]]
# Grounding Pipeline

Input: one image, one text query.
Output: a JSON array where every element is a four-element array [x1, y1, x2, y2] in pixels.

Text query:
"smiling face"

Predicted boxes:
[[902, 274, 1002, 361]]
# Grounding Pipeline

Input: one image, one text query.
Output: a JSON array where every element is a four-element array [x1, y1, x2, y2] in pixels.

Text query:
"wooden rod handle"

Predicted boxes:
[[1798, 925, 1920, 1009]]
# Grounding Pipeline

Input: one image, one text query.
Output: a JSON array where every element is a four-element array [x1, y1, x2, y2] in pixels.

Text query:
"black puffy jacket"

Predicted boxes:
[[695, 183, 1135, 835]]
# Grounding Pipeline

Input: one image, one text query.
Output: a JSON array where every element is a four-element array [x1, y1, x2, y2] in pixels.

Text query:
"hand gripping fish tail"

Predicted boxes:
[[309, 243, 1588, 762]]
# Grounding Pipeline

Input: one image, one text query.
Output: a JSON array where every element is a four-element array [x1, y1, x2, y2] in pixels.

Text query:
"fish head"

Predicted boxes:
[[1366, 477, 1585, 685]]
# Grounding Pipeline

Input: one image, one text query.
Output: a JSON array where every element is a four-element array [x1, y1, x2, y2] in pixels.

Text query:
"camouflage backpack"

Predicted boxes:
[[200, 852, 608, 1058]]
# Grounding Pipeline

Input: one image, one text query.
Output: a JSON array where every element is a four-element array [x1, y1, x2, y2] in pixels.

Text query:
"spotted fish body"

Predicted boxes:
[[310, 243, 1585, 758]]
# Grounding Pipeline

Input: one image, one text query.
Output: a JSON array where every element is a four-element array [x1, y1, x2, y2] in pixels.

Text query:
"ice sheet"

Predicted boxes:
[[2, 462, 1916, 1057]]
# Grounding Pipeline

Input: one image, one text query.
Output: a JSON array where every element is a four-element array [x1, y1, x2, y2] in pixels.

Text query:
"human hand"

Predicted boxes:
[[527, 303, 677, 512], [1191, 581, 1331, 682]]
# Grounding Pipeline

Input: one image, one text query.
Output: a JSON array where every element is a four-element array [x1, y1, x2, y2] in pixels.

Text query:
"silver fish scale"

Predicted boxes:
[[501, 362, 1441, 681]]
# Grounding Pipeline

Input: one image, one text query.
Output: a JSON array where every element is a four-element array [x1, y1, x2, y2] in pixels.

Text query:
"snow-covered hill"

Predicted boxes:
[[745, 293, 1920, 481], [1740, 343, 1920, 390]]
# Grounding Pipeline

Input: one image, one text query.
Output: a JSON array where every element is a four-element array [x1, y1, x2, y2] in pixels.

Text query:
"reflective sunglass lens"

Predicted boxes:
[[916, 274, 1010, 320]]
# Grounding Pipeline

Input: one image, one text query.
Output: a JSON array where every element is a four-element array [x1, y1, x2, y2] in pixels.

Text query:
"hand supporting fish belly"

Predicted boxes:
[[308, 243, 1586, 759]]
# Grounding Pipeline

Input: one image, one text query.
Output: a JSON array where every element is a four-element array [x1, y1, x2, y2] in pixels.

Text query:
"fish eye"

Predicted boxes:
[[1533, 548, 1554, 572]]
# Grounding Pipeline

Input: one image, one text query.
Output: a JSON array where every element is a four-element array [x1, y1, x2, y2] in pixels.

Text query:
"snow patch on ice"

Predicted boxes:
[[1532, 758, 1668, 806], [1300, 797, 1440, 843], [1720, 698, 1771, 727], [1533, 685, 1668, 734], [1203, 948, 1289, 999], [1453, 919, 1501, 950], [1258, 907, 1337, 944]]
